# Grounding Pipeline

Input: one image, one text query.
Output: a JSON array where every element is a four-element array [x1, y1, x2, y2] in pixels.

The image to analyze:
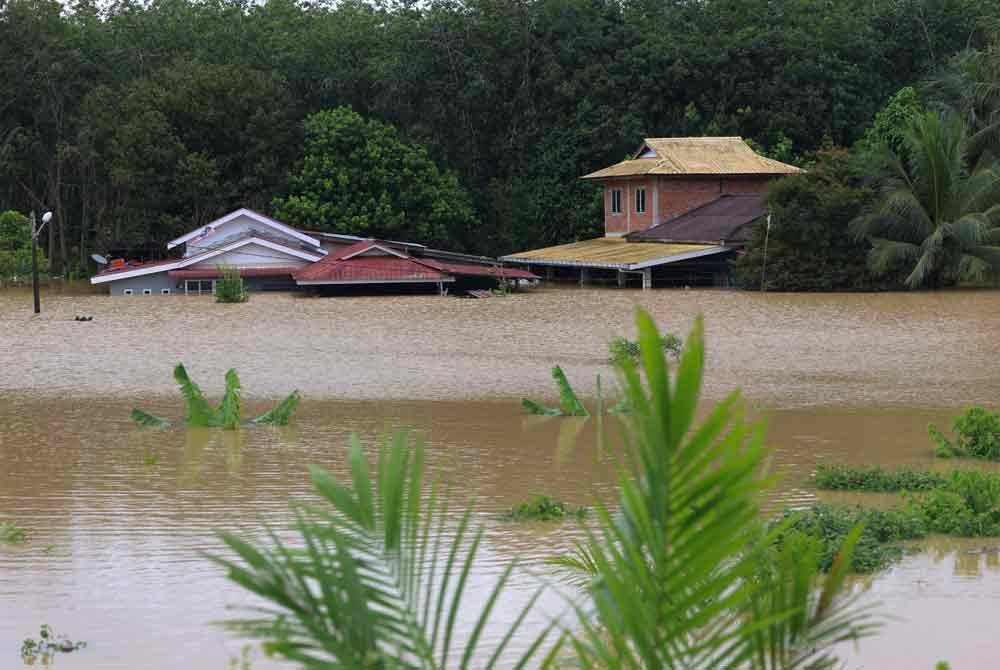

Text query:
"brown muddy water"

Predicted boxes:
[[3, 286, 1000, 668]]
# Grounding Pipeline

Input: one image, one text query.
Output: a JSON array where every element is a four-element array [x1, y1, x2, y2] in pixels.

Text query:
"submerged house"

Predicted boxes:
[[91, 208, 535, 295], [502, 137, 801, 288]]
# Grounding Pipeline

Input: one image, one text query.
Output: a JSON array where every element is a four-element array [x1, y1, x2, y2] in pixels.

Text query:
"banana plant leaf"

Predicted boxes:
[[173, 363, 216, 427], [252, 390, 302, 426], [521, 398, 563, 416], [553, 365, 589, 416], [218, 369, 242, 430], [130, 408, 172, 428]]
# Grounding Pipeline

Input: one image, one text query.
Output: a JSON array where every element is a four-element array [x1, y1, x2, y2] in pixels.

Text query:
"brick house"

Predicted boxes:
[[502, 137, 801, 288]]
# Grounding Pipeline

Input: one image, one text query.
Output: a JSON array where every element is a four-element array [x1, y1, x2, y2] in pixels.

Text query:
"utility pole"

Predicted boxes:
[[30, 210, 52, 314], [759, 211, 772, 292]]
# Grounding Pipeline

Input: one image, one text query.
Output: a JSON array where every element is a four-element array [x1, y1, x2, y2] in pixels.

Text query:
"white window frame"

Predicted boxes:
[[122, 288, 133, 296], [611, 189, 622, 215], [184, 279, 217, 296], [636, 188, 646, 214], [161, 288, 171, 295]]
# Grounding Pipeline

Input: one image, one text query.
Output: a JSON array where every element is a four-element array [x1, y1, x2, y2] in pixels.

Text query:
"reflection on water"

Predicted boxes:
[[5, 286, 1000, 668]]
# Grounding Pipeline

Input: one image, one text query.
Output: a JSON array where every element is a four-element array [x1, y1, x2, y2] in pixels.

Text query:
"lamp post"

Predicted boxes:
[[31, 210, 52, 314]]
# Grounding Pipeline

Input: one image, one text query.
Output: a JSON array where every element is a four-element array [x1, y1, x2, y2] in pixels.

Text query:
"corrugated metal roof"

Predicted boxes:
[[419, 259, 539, 280], [628, 194, 765, 244], [296, 255, 451, 283], [167, 267, 301, 279], [581, 137, 802, 179], [501, 237, 726, 270]]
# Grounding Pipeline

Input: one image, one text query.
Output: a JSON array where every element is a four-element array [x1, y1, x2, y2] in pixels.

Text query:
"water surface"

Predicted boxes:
[[2, 286, 1000, 668]]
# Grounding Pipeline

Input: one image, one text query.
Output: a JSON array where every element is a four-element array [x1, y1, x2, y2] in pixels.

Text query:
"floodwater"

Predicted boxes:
[[3, 286, 1000, 668]]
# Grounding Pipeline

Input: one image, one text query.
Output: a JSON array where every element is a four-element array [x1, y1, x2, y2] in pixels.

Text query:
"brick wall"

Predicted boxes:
[[603, 178, 655, 235], [602, 175, 774, 235]]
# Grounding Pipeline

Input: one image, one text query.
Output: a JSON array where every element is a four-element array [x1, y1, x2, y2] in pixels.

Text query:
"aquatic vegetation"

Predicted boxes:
[[20, 624, 86, 662], [501, 494, 587, 521], [607, 332, 682, 366], [815, 464, 947, 491], [0, 521, 27, 544], [521, 365, 590, 416], [774, 504, 926, 573], [791, 468, 1000, 571], [215, 265, 248, 303], [930, 407, 1000, 459], [131, 364, 300, 429], [215, 310, 873, 668]]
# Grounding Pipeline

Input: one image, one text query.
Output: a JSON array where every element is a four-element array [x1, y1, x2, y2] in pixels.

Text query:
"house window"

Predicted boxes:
[[611, 189, 622, 214], [185, 279, 216, 295], [161, 288, 171, 295], [142, 289, 152, 295], [122, 288, 133, 296], [636, 188, 646, 214]]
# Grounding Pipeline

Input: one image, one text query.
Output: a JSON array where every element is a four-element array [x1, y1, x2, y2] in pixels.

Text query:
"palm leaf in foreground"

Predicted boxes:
[[563, 310, 877, 669], [210, 432, 554, 668]]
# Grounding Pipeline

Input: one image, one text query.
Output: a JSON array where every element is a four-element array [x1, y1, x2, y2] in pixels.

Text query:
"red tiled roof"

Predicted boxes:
[[295, 255, 450, 283], [167, 267, 301, 279]]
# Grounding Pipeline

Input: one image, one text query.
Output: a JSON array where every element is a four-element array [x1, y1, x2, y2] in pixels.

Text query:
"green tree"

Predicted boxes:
[[734, 150, 888, 291], [274, 107, 479, 247], [853, 112, 1000, 288], [0, 210, 47, 281], [858, 86, 923, 156]]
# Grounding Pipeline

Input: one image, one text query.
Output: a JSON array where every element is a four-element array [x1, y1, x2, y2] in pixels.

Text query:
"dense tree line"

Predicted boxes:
[[2, 0, 999, 276]]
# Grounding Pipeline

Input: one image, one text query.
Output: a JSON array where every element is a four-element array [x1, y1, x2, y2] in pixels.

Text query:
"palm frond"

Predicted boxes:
[[211, 433, 553, 668], [252, 390, 301, 426], [552, 366, 589, 417], [218, 369, 242, 430], [173, 363, 216, 427], [130, 408, 172, 428], [565, 310, 876, 668]]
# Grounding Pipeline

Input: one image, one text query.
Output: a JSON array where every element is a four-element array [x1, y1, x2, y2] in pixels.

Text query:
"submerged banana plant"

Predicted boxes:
[[522, 366, 628, 416], [131, 364, 301, 429]]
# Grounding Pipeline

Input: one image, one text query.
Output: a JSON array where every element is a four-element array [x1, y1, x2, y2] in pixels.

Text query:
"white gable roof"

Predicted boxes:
[[91, 236, 323, 284], [167, 209, 320, 250]]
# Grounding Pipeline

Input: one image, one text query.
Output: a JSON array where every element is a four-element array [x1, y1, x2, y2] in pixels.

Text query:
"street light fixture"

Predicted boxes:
[[30, 210, 52, 314]]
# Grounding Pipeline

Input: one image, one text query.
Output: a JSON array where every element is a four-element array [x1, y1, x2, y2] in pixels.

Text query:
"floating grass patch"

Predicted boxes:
[[931, 406, 1000, 460], [786, 468, 1000, 573], [132, 364, 300, 429], [20, 624, 86, 662], [502, 494, 587, 521], [814, 464, 947, 492], [0, 521, 27, 544]]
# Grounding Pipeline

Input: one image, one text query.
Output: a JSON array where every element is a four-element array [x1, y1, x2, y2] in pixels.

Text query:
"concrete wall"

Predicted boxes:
[[102, 273, 179, 296], [602, 175, 774, 235]]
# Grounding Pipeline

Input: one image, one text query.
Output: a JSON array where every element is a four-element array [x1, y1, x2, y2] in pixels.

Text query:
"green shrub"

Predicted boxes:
[[775, 504, 926, 573], [214, 265, 248, 303], [930, 407, 1000, 460], [815, 464, 947, 492], [608, 333, 682, 366], [502, 494, 587, 521]]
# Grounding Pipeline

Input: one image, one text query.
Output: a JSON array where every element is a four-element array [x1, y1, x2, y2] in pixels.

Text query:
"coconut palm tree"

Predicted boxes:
[[927, 44, 1000, 168], [853, 111, 1000, 288], [212, 311, 874, 668]]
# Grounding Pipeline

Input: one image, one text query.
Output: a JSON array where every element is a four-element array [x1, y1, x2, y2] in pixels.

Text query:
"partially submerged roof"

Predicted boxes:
[[501, 237, 729, 271], [168, 208, 321, 250], [581, 137, 802, 179], [627, 194, 766, 244], [91, 235, 323, 284], [296, 240, 539, 284]]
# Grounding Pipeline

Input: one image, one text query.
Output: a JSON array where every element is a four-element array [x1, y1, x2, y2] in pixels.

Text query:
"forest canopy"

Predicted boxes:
[[2, 0, 999, 276]]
